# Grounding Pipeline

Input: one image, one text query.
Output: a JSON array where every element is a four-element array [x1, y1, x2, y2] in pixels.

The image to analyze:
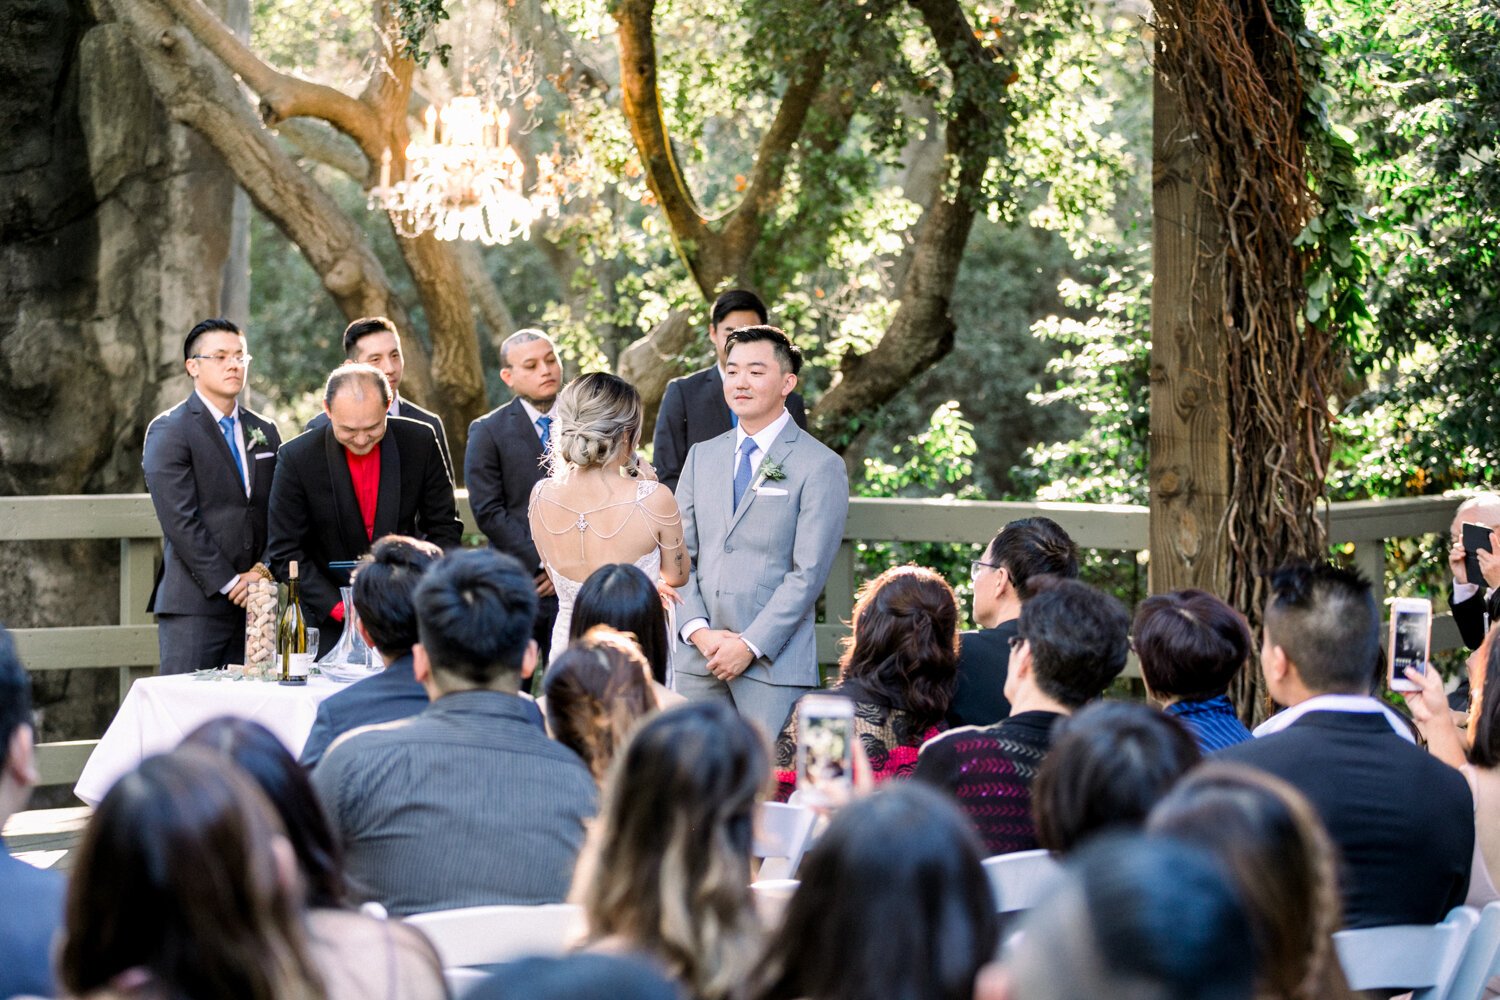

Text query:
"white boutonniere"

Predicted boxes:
[[246, 426, 269, 449], [752, 458, 787, 493]]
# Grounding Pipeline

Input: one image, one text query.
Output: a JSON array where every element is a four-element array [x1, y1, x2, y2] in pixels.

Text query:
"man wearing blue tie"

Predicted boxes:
[[464, 329, 565, 659], [143, 319, 282, 674]]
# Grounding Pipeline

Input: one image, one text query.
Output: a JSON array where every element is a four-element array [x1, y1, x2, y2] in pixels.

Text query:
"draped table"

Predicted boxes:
[[73, 673, 344, 806]]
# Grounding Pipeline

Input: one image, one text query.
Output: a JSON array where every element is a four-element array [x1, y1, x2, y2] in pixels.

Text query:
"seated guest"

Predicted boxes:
[[313, 549, 597, 915], [58, 748, 326, 1000], [748, 783, 998, 1000], [570, 563, 674, 691], [470, 954, 681, 1000], [1216, 562, 1473, 928], [1133, 589, 1254, 752], [1148, 764, 1355, 1000], [985, 834, 1256, 1000], [300, 535, 442, 768], [184, 717, 445, 998], [1032, 702, 1200, 855], [576, 701, 764, 1000], [1401, 624, 1500, 908], [952, 517, 1079, 727], [915, 578, 1130, 855], [774, 566, 959, 799], [0, 626, 63, 1000], [544, 627, 658, 782]]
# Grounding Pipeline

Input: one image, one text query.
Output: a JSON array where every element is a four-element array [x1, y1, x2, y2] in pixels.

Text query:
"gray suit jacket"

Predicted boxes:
[[675, 418, 849, 687]]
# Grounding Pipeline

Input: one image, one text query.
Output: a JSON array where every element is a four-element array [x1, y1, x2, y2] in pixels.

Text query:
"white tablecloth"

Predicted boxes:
[[74, 674, 344, 806]]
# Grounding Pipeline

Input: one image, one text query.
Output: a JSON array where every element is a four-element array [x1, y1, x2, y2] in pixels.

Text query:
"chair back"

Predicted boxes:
[[1442, 901, 1500, 1000], [403, 902, 585, 968], [754, 801, 817, 879], [444, 966, 491, 999], [983, 849, 1062, 914], [1333, 906, 1478, 1000]]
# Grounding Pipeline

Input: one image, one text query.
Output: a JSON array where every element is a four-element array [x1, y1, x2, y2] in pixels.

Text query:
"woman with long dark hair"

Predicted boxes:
[[58, 747, 325, 1000], [773, 565, 959, 798], [748, 782, 997, 1000], [1148, 764, 1354, 1000], [576, 701, 765, 1000], [181, 717, 445, 1000], [569, 563, 674, 688]]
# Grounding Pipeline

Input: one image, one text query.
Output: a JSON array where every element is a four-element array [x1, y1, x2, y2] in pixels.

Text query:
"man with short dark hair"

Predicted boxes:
[[915, 578, 1130, 855], [299, 535, 443, 768], [674, 325, 850, 739], [465, 329, 564, 660], [652, 290, 808, 493], [268, 365, 462, 648], [952, 517, 1080, 727], [0, 626, 64, 1000], [305, 316, 453, 479], [144, 318, 282, 674], [311, 549, 596, 914], [1217, 561, 1473, 928]]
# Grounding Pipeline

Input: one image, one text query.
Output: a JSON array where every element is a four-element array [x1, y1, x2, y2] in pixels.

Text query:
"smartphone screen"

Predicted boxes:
[[1387, 600, 1432, 692], [797, 695, 855, 808]]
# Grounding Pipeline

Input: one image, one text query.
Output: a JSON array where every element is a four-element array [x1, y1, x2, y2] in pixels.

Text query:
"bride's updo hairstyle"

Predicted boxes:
[[553, 373, 642, 474]]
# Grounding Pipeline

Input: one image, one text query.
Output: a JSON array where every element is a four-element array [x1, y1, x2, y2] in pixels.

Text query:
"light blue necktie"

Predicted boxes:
[[219, 415, 245, 488], [536, 415, 552, 453], [733, 438, 759, 509]]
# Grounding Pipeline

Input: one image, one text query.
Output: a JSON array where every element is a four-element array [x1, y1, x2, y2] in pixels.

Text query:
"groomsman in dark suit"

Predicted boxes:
[[652, 290, 808, 493], [268, 365, 462, 646], [464, 329, 563, 657], [144, 318, 282, 674], [305, 317, 453, 480]]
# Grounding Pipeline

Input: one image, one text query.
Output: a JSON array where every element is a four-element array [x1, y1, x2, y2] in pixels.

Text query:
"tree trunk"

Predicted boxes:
[[0, 0, 240, 763]]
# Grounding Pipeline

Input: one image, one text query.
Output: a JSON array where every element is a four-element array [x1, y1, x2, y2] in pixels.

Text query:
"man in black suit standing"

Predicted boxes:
[[144, 318, 282, 674], [1441, 494, 1500, 711], [268, 365, 462, 647], [652, 289, 808, 493], [306, 317, 453, 480], [464, 329, 563, 658], [1217, 561, 1474, 929]]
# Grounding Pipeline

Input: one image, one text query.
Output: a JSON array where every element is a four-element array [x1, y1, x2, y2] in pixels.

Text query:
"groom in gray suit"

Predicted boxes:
[[674, 326, 850, 738]]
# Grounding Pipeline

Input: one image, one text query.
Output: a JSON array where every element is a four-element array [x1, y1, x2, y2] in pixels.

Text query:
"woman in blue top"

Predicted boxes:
[[1134, 588, 1255, 752]]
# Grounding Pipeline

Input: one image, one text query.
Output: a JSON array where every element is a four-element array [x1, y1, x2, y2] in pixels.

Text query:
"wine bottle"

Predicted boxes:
[[278, 560, 309, 685]]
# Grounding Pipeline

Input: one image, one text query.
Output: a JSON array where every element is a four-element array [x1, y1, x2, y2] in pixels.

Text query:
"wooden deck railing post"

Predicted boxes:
[[119, 537, 160, 701]]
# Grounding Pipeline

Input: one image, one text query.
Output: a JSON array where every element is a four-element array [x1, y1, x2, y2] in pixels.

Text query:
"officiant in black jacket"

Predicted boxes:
[[268, 365, 462, 646]]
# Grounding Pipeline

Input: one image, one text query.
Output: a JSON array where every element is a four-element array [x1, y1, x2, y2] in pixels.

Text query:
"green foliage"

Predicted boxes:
[[394, 0, 452, 66]]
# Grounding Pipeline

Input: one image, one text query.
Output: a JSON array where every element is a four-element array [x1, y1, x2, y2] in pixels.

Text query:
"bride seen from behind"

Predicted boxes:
[[530, 373, 688, 661]]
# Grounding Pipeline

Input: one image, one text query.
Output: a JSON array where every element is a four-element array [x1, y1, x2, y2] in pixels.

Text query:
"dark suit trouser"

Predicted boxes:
[[157, 612, 244, 675]]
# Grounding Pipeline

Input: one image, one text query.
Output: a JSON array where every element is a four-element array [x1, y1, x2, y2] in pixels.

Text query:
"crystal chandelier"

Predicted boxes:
[[368, 89, 563, 246]]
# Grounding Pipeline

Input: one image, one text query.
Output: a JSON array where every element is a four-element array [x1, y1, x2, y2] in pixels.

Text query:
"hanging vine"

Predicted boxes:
[[1154, 0, 1366, 722]]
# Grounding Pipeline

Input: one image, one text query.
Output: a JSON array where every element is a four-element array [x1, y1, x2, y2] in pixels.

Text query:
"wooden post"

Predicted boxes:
[[1148, 48, 1232, 599], [118, 538, 159, 700]]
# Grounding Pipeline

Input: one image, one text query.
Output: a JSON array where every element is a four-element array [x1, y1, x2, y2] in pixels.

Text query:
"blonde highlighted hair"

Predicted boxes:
[[551, 373, 641, 475]]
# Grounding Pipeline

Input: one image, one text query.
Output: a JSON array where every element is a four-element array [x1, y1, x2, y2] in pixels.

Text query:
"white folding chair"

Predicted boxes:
[[1333, 905, 1478, 1000], [750, 878, 801, 929], [402, 902, 585, 968], [1442, 901, 1500, 1000], [444, 966, 491, 999], [754, 801, 817, 879], [982, 849, 1062, 914]]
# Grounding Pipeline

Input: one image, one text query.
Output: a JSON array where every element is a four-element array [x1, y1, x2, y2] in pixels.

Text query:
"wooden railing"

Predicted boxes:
[[0, 492, 1464, 787]]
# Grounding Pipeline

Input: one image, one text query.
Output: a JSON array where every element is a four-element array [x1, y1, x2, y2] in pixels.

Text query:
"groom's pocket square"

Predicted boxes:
[[254, 452, 276, 460], [755, 486, 789, 497]]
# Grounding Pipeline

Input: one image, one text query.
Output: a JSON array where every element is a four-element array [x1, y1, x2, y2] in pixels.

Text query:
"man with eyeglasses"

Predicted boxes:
[[948, 517, 1081, 727], [143, 318, 282, 674]]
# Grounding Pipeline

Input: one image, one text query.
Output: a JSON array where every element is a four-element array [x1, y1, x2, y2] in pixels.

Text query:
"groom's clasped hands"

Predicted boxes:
[[691, 627, 755, 681]]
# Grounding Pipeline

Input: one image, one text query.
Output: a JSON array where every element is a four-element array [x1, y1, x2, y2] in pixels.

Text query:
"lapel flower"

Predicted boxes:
[[759, 458, 787, 482], [246, 426, 269, 449]]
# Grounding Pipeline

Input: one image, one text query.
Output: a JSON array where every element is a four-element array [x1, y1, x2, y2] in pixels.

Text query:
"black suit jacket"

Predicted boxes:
[[306, 396, 453, 482], [298, 654, 431, 769], [1215, 710, 1474, 929], [946, 620, 1018, 728], [267, 417, 462, 636], [465, 397, 551, 574], [652, 365, 808, 493], [143, 395, 282, 616]]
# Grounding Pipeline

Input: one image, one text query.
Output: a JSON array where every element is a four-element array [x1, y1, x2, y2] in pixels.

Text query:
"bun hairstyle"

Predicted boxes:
[[552, 373, 642, 475]]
